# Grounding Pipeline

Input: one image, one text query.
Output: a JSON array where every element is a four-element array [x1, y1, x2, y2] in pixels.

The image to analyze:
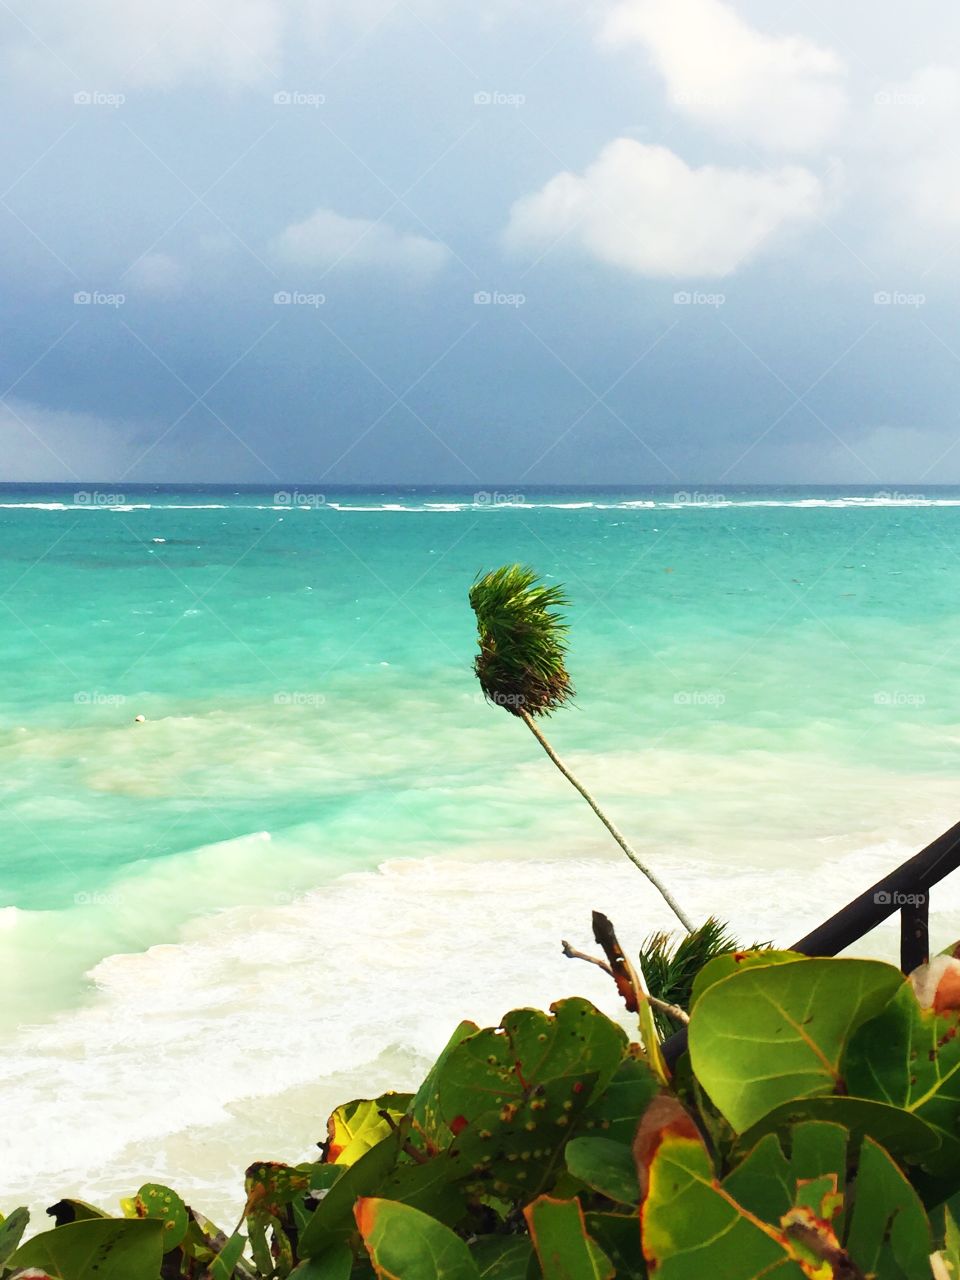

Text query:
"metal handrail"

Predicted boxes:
[[662, 815, 960, 1066]]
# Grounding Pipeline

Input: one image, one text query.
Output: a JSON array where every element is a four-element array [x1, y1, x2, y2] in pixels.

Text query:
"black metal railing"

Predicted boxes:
[[662, 815, 960, 1066]]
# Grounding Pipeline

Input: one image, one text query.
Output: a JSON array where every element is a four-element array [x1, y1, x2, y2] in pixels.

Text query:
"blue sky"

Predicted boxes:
[[2, 0, 960, 483]]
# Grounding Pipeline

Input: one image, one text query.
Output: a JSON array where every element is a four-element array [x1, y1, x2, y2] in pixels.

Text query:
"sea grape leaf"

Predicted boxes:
[[565, 1137, 639, 1205], [735, 1095, 940, 1172], [0, 1207, 28, 1265], [689, 957, 903, 1132], [355, 1197, 481, 1279], [45, 1201, 108, 1226], [843, 981, 960, 1176], [9, 1217, 165, 1280], [583, 1211, 645, 1279], [324, 1093, 413, 1165], [408, 1020, 479, 1152], [524, 1196, 614, 1280], [932, 1210, 960, 1280], [721, 1132, 793, 1223], [690, 950, 803, 1009], [298, 1129, 403, 1258], [206, 1231, 248, 1279], [469, 1236, 534, 1279], [439, 999, 626, 1202], [844, 1136, 931, 1280], [120, 1183, 189, 1252], [636, 1096, 807, 1280], [579, 1055, 660, 1146]]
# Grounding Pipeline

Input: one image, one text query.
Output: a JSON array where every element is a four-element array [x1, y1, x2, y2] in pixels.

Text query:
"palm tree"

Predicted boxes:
[[469, 564, 694, 933]]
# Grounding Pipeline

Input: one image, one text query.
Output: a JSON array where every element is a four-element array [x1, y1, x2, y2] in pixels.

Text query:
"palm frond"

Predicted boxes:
[[638, 918, 771, 1037], [469, 564, 574, 717]]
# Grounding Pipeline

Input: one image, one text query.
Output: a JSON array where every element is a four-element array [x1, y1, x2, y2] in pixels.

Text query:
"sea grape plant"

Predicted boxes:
[[7, 936, 960, 1278]]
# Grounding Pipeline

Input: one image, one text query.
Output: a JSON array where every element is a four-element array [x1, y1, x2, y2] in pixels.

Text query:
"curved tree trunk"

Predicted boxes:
[[519, 709, 695, 933]]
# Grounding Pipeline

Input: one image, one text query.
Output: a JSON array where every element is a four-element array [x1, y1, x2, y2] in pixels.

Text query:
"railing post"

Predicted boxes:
[[900, 893, 929, 974]]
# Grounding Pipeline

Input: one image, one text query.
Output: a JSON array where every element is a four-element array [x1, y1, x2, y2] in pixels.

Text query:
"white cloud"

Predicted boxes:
[[271, 207, 451, 277], [504, 139, 823, 278], [126, 253, 189, 299], [600, 0, 847, 151]]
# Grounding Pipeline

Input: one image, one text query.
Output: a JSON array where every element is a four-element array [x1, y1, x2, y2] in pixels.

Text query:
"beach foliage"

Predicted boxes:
[[7, 942, 960, 1278]]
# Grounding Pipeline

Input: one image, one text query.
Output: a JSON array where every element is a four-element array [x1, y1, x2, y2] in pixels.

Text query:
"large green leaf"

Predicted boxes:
[[439, 999, 627, 1201], [584, 1212, 645, 1278], [298, 1130, 403, 1257], [578, 1056, 659, 1146], [0, 1207, 29, 1265], [206, 1232, 248, 1279], [844, 1137, 931, 1280], [844, 981, 960, 1176], [469, 1236, 534, 1279], [9, 1217, 164, 1280], [525, 1196, 614, 1280], [637, 1098, 807, 1280], [324, 1094, 413, 1165], [408, 1020, 479, 1152], [689, 957, 903, 1132], [120, 1183, 188, 1252], [289, 1243, 354, 1278], [355, 1198, 480, 1279], [735, 1095, 940, 1171], [565, 1137, 639, 1205], [690, 951, 803, 1008]]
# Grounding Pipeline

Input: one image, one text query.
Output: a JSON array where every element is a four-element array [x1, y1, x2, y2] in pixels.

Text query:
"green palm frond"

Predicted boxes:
[[639, 918, 771, 1037], [469, 564, 574, 717]]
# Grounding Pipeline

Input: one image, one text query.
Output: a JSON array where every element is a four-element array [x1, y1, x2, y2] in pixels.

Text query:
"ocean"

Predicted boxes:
[[3, 482, 960, 1221]]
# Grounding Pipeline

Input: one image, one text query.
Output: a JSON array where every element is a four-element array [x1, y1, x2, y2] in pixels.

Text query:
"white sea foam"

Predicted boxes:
[[3, 833, 960, 1225]]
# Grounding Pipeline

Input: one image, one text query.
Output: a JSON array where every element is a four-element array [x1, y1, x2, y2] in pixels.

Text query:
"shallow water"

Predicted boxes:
[[3, 482, 960, 1221]]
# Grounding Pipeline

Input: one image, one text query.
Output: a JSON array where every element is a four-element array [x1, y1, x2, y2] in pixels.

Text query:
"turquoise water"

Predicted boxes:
[[4, 483, 960, 1215]]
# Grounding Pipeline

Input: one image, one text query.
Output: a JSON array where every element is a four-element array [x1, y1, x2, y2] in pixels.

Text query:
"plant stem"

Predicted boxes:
[[519, 709, 695, 932]]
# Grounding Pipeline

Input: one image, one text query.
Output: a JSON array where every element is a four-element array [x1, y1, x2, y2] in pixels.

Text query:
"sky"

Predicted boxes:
[[2, 0, 960, 484]]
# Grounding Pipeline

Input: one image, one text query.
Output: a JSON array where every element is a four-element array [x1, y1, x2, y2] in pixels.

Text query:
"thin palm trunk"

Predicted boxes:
[[520, 709, 695, 933]]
